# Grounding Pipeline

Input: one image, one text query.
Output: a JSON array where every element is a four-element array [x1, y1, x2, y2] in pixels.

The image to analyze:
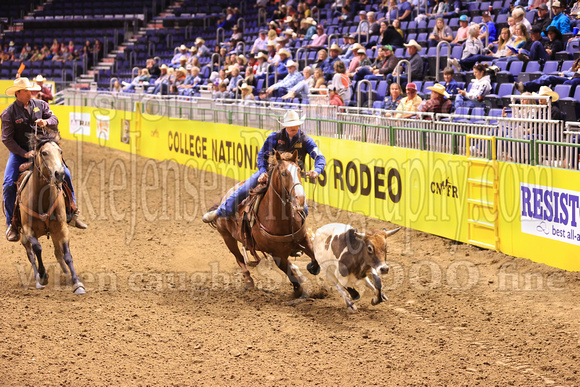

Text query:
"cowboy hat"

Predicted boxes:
[[255, 52, 268, 60], [176, 66, 187, 73], [283, 16, 293, 23], [552, 0, 562, 7], [357, 48, 367, 55], [179, 44, 187, 50], [266, 40, 277, 47], [352, 43, 365, 52], [160, 64, 168, 70], [190, 46, 198, 52], [34, 74, 47, 82], [533, 86, 559, 102], [305, 17, 317, 26], [404, 39, 422, 52], [195, 37, 205, 44], [225, 64, 240, 74], [239, 83, 253, 91], [426, 83, 450, 98], [285, 60, 298, 67], [237, 55, 248, 65], [179, 55, 187, 61], [278, 110, 305, 127], [6, 77, 41, 96], [329, 43, 343, 53], [276, 36, 288, 42], [284, 28, 294, 35], [278, 49, 291, 57]]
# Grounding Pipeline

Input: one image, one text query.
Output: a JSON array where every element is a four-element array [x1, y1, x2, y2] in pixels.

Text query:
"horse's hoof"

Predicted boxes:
[[73, 282, 86, 295], [39, 274, 49, 286], [346, 287, 360, 301], [307, 262, 320, 276], [293, 285, 304, 299], [347, 304, 358, 314], [35, 283, 45, 290], [244, 278, 255, 290]]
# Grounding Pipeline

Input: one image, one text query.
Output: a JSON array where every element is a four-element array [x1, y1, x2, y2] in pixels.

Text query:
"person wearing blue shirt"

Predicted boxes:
[[268, 49, 291, 86], [480, 12, 497, 42], [264, 60, 305, 98], [321, 44, 343, 81], [544, 1, 571, 36], [202, 110, 326, 222], [398, 0, 413, 21], [442, 67, 459, 97]]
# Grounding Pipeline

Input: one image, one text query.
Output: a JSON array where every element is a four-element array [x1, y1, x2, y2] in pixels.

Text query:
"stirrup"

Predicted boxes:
[[202, 210, 219, 223], [6, 224, 19, 242]]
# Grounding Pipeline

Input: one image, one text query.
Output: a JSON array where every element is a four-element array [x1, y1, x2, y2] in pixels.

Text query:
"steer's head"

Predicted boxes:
[[353, 227, 401, 275]]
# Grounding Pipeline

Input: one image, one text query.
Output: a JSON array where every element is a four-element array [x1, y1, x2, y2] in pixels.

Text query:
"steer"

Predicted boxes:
[[312, 223, 401, 313]]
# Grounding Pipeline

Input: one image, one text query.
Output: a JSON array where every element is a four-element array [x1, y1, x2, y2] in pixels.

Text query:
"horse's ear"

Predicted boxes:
[[290, 150, 298, 162], [275, 150, 281, 160]]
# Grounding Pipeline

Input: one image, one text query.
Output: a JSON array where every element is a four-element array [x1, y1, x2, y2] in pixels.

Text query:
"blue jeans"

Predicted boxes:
[[3, 153, 76, 226], [459, 54, 495, 71], [520, 41, 549, 62], [216, 170, 309, 217], [523, 74, 568, 93], [454, 94, 486, 109]]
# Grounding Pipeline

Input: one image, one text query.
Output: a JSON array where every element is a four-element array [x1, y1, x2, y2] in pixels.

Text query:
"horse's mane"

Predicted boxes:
[[28, 129, 61, 151], [267, 152, 296, 171]]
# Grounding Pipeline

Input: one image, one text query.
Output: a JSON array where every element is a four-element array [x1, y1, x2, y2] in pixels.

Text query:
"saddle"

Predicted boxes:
[[11, 163, 77, 232], [238, 182, 268, 261]]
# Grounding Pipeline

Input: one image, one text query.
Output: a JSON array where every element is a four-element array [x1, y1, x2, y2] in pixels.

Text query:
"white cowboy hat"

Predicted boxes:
[[176, 66, 187, 74], [256, 52, 268, 60], [305, 17, 317, 25], [329, 43, 343, 53], [285, 60, 298, 68], [404, 39, 423, 52], [426, 83, 450, 98], [160, 64, 168, 70], [34, 74, 47, 82], [278, 110, 305, 127], [239, 83, 253, 91], [179, 44, 187, 50], [237, 54, 248, 65], [278, 49, 291, 58], [284, 28, 294, 35], [6, 77, 41, 96], [195, 37, 205, 44], [533, 86, 559, 102]]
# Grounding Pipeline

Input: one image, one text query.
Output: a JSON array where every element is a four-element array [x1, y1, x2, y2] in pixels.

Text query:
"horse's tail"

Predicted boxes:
[[206, 203, 219, 229]]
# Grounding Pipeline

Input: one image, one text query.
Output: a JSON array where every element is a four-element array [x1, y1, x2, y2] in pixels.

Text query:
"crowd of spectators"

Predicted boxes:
[[1, 39, 103, 66]]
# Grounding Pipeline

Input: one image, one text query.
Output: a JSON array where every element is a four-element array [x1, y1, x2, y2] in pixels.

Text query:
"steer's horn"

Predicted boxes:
[[383, 227, 401, 237], [353, 229, 365, 239]]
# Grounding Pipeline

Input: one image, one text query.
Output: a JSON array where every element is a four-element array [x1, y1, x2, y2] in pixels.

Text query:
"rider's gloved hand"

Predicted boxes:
[[258, 172, 268, 183], [306, 170, 319, 179]]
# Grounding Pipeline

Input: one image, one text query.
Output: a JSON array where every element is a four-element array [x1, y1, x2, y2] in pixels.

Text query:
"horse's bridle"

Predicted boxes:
[[270, 161, 305, 216]]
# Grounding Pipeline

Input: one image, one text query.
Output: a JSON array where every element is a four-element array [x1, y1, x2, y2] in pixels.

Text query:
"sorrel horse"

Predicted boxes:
[[15, 131, 85, 294], [208, 150, 320, 297]]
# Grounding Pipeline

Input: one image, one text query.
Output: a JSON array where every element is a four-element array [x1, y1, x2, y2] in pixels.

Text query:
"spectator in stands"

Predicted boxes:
[[397, 0, 413, 21], [571, 0, 580, 18], [255, 52, 269, 77], [383, 82, 404, 110], [512, 8, 532, 32], [251, 29, 268, 54], [39, 45, 50, 61], [32, 75, 53, 103], [236, 55, 248, 73], [331, 60, 352, 104], [349, 49, 373, 79], [112, 80, 122, 93], [419, 83, 453, 114], [94, 40, 103, 61], [428, 17, 454, 48], [355, 45, 399, 81], [269, 49, 291, 85], [452, 15, 469, 44], [266, 41, 277, 61], [329, 86, 345, 106], [150, 64, 170, 94], [18, 45, 30, 62], [338, 5, 354, 24], [442, 67, 459, 97], [492, 23, 531, 64], [195, 38, 211, 57], [29, 46, 42, 62], [393, 82, 423, 118], [242, 66, 256, 88], [123, 69, 151, 91], [368, 12, 381, 36], [545, 1, 571, 34], [303, 18, 318, 40], [480, 12, 497, 42], [378, 21, 405, 48], [227, 66, 243, 95], [519, 25, 563, 62], [489, 28, 512, 58], [240, 83, 256, 105], [393, 19, 404, 39], [67, 41, 75, 55], [212, 69, 229, 87], [356, 11, 370, 36], [147, 58, 161, 77], [229, 26, 244, 53], [282, 66, 315, 100], [516, 54, 580, 93], [340, 34, 356, 57], [189, 56, 200, 71], [50, 39, 61, 56], [532, 4, 551, 32], [455, 63, 492, 108], [264, 60, 304, 98], [535, 86, 562, 120], [213, 82, 228, 99], [322, 44, 343, 80], [171, 45, 189, 66], [387, 39, 424, 87], [170, 67, 188, 94], [306, 25, 328, 49], [448, 24, 484, 71]]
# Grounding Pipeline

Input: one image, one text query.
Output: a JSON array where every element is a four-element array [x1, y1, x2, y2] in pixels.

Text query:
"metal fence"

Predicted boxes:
[[59, 89, 580, 171]]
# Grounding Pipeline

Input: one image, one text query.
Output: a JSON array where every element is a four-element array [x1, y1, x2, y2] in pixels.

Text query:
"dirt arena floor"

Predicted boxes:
[[1, 139, 579, 386]]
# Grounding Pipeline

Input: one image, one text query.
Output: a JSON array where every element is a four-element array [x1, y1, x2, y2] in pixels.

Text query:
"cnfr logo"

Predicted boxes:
[[431, 178, 458, 198]]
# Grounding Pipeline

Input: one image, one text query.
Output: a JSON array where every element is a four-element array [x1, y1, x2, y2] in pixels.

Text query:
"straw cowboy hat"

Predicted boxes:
[[237, 55, 248, 65], [266, 40, 277, 47], [278, 49, 291, 57], [329, 43, 343, 53], [533, 86, 559, 102], [179, 44, 187, 50], [284, 28, 294, 35], [357, 48, 367, 55], [255, 52, 268, 60], [426, 83, 450, 98], [305, 17, 317, 26], [176, 67, 187, 74], [160, 64, 168, 70], [404, 39, 422, 52], [278, 110, 305, 127], [239, 83, 253, 92], [6, 77, 41, 96], [351, 43, 365, 52], [34, 74, 47, 82], [285, 60, 298, 68], [195, 37, 205, 45], [226, 64, 240, 74]]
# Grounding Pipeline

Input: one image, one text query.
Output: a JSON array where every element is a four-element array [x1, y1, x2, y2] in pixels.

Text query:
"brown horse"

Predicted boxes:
[[208, 150, 320, 297], [15, 131, 85, 294]]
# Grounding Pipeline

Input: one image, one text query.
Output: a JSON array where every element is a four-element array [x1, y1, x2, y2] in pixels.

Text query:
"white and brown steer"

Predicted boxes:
[[312, 223, 401, 313]]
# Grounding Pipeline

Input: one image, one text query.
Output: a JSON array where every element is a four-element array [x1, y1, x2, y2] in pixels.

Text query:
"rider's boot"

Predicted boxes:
[[6, 224, 19, 242], [202, 210, 219, 223], [69, 210, 87, 229]]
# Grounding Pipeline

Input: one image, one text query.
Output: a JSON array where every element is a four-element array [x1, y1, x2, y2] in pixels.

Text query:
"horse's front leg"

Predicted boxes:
[[21, 234, 48, 289], [272, 255, 305, 298], [300, 237, 320, 276], [60, 240, 85, 295]]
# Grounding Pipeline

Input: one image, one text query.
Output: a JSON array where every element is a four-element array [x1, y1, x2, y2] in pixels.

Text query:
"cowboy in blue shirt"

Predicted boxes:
[[1, 78, 86, 241], [203, 110, 326, 222]]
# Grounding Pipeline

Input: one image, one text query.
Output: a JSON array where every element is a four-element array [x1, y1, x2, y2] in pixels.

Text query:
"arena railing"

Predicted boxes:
[[59, 89, 580, 171]]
